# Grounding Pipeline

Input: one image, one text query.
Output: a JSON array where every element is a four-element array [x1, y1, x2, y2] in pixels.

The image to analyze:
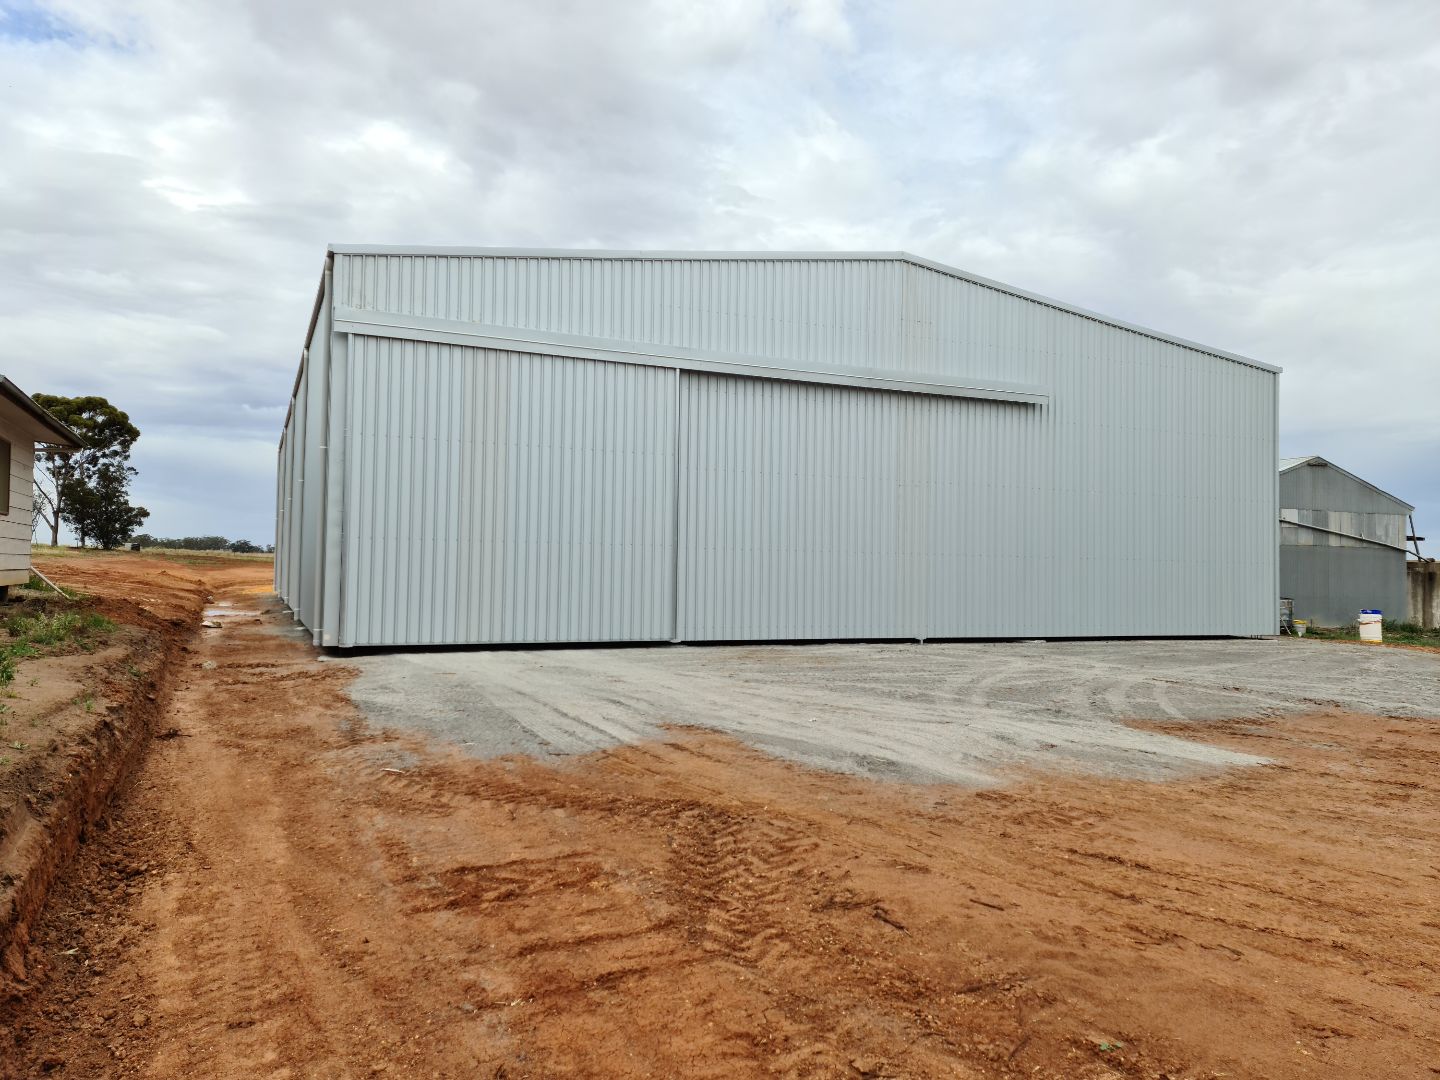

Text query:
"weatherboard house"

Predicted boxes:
[[276, 246, 1281, 647], [0, 377, 84, 598]]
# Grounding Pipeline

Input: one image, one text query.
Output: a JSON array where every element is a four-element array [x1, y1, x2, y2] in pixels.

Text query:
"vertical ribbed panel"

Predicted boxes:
[[1280, 546, 1408, 628], [271, 250, 1281, 644], [675, 340, 1274, 640], [1042, 321, 1277, 636], [335, 253, 909, 368], [676, 374, 1053, 640], [273, 437, 284, 591], [1279, 459, 1410, 627], [677, 375, 904, 639], [318, 328, 348, 646], [1280, 464, 1411, 516], [299, 304, 330, 635], [339, 337, 675, 646], [283, 355, 309, 617], [274, 430, 288, 594]]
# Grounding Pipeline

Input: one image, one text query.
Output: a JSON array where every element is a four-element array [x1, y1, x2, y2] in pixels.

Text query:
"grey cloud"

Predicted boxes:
[[3, 0, 1437, 545]]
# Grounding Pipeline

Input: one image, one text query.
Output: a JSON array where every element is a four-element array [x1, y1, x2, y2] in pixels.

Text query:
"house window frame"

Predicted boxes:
[[0, 438, 10, 516]]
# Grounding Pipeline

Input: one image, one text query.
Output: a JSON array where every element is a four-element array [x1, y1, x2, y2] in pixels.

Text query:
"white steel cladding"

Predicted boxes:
[[276, 247, 1280, 647], [339, 338, 676, 646]]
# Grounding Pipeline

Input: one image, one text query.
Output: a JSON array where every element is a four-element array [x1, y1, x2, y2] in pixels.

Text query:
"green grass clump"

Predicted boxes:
[[0, 608, 117, 687], [1304, 619, 1440, 647], [5, 610, 115, 645]]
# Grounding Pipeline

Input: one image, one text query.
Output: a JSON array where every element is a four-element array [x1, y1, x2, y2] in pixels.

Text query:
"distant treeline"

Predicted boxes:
[[130, 534, 273, 554]]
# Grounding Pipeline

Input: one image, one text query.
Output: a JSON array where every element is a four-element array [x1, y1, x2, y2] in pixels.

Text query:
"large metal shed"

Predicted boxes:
[[276, 247, 1280, 647], [1279, 456, 1412, 627]]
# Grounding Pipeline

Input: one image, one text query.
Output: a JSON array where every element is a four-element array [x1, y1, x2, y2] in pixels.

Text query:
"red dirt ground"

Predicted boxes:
[[3, 553, 1437, 1078]]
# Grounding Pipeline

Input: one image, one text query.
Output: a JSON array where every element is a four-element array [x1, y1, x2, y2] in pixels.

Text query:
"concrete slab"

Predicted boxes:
[[341, 639, 1440, 785]]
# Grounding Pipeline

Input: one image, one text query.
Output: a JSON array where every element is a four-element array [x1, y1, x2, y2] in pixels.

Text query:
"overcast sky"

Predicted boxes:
[[4, 0, 1438, 548]]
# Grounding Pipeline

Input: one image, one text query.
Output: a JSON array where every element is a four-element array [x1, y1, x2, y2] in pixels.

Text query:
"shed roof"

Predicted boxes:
[[326, 245, 1281, 376], [1279, 455, 1413, 512], [0, 377, 84, 450]]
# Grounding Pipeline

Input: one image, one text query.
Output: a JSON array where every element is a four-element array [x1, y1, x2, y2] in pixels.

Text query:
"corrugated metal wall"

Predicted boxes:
[[1281, 546, 1408, 627], [335, 253, 912, 370], [675, 374, 1052, 639], [338, 337, 676, 646], [274, 270, 332, 639], [677, 326, 1275, 640], [1281, 510, 1407, 548], [1279, 461, 1411, 626], [1280, 462, 1411, 516], [277, 249, 1280, 646]]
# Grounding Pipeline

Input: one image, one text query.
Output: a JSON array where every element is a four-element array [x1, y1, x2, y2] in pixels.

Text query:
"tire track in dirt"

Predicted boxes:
[[364, 740, 1045, 1079], [351, 704, 1440, 1076], [7, 554, 1440, 1078]]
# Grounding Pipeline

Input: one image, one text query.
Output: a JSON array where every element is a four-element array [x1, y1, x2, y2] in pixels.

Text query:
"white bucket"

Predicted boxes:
[[1358, 610, 1383, 643], [1293, 620, 1307, 637]]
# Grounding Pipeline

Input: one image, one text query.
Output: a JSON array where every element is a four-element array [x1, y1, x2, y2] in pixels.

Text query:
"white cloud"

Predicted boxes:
[[3, 0, 1438, 543]]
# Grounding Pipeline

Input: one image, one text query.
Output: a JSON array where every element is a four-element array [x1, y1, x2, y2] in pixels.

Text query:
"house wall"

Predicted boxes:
[[0, 396, 38, 587]]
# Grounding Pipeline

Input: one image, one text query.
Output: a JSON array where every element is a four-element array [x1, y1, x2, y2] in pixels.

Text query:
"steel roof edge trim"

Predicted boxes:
[[326, 244, 1282, 375], [332, 307, 1050, 405], [1278, 455, 1415, 511]]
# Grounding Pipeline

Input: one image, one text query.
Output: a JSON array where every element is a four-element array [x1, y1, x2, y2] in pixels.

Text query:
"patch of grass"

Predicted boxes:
[[21, 572, 74, 599], [34, 544, 271, 565], [1303, 619, 1440, 647], [4, 610, 115, 646], [0, 608, 118, 687], [142, 548, 274, 567]]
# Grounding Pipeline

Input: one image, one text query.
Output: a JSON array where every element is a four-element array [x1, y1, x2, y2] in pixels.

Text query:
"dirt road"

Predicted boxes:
[[5, 555, 1438, 1078]]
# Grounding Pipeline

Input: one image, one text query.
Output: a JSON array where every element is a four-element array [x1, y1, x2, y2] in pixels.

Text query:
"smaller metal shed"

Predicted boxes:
[[1279, 456, 1413, 627]]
